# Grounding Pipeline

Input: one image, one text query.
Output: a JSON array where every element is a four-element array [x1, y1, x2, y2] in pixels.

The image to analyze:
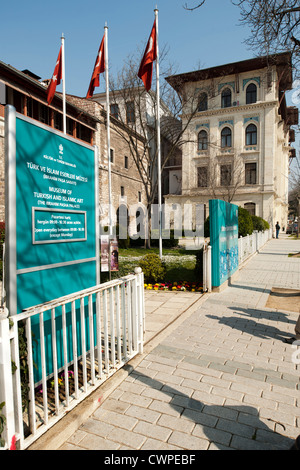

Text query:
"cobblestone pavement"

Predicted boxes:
[[35, 236, 300, 450]]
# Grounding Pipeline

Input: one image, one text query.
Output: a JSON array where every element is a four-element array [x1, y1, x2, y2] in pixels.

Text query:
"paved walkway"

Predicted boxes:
[[31, 235, 300, 450]]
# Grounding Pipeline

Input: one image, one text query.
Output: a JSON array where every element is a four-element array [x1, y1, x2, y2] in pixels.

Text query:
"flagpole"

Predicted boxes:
[[104, 23, 112, 280], [61, 33, 66, 134], [154, 8, 162, 259]]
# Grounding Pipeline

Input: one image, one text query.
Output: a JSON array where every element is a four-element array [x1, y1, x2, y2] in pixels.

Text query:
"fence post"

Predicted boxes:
[[207, 246, 212, 293], [203, 243, 207, 292], [240, 236, 243, 264], [0, 309, 16, 450], [134, 267, 144, 354]]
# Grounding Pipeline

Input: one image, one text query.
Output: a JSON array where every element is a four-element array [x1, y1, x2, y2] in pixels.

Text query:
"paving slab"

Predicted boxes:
[[29, 235, 300, 451]]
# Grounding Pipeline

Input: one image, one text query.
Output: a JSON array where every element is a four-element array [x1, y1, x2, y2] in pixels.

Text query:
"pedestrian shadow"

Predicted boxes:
[[129, 369, 294, 450], [228, 305, 294, 323], [206, 313, 292, 342]]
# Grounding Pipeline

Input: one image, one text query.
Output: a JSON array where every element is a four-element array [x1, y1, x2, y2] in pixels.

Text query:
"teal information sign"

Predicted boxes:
[[13, 113, 98, 312], [5, 107, 99, 314], [5, 107, 99, 382], [209, 199, 239, 288]]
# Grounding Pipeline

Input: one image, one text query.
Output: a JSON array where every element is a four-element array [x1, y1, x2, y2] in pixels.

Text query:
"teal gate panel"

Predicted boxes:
[[209, 199, 239, 288]]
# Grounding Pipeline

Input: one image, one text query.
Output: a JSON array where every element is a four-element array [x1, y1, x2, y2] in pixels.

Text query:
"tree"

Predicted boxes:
[[207, 149, 245, 203], [184, 1, 300, 73], [107, 49, 206, 246]]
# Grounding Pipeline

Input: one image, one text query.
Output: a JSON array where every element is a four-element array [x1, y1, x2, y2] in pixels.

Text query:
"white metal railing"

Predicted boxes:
[[0, 268, 144, 450], [238, 228, 272, 265]]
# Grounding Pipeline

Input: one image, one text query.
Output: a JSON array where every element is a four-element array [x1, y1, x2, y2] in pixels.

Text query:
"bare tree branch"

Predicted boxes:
[[183, 0, 206, 11]]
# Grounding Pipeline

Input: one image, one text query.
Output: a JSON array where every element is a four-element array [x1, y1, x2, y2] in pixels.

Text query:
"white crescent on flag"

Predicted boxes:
[[96, 50, 102, 68], [146, 37, 153, 55]]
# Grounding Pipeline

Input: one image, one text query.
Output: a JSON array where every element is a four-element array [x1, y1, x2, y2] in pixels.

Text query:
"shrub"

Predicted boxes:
[[251, 215, 270, 232], [238, 206, 253, 237], [138, 253, 166, 283], [251, 215, 265, 232]]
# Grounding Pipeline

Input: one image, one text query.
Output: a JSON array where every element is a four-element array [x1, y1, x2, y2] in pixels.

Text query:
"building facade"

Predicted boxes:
[[165, 53, 298, 230]]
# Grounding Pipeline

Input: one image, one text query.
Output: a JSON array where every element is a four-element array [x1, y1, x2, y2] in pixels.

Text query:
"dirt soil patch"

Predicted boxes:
[[266, 288, 300, 313]]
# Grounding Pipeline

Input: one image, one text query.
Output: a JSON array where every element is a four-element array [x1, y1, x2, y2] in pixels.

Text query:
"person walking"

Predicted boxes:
[[284, 314, 300, 344], [275, 221, 280, 238]]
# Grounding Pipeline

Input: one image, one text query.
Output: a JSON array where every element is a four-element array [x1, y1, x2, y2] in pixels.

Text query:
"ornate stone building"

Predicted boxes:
[[164, 52, 298, 229]]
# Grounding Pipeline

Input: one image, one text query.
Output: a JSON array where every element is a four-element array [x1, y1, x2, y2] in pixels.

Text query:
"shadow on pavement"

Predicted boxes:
[[129, 369, 294, 450], [206, 313, 292, 342]]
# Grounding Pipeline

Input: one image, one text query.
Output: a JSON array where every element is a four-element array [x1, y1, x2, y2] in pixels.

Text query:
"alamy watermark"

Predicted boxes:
[[99, 200, 205, 248], [291, 340, 300, 365]]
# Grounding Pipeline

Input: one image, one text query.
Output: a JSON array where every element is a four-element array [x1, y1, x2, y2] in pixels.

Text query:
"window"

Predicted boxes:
[[110, 148, 114, 163], [198, 92, 208, 112], [76, 123, 92, 143], [245, 162, 257, 184], [221, 88, 231, 108], [110, 103, 119, 119], [124, 155, 128, 169], [246, 123, 257, 145], [138, 191, 142, 202], [244, 202, 256, 216], [39, 103, 49, 124], [246, 83, 257, 104], [197, 166, 208, 187], [54, 112, 62, 130], [198, 130, 208, 150], [67, 118, 74, 136], [221, 127, 232, 148], [121, 186, 125, 197], [126, 101, 135, 124], [220, 164, 232, 186], [26, 97, 33, 118]]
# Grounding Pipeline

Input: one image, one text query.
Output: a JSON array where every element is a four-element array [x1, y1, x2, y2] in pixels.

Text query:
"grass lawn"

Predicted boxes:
[[101, 246, 201, 284]]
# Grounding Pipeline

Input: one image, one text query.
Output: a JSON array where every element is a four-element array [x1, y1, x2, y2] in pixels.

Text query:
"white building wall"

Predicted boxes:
[[165, 63, 293, 229]]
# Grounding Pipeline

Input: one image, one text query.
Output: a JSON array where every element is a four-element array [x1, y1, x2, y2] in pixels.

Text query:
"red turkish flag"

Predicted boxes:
[[86, 35, 105, 98], [138, 20, 157, 91], [47, 46, 62, 105]]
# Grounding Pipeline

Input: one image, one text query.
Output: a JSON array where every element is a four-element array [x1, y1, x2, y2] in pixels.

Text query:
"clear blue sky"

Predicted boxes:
[[1, 0, 255, 97]]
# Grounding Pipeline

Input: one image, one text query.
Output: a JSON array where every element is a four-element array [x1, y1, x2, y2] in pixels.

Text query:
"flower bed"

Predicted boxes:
[[144, 281, 202, 292]]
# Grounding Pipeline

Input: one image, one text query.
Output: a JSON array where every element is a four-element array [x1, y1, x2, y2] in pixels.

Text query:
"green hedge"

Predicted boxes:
[[238, 207, 253, 237], [204, 208, 269, 238]]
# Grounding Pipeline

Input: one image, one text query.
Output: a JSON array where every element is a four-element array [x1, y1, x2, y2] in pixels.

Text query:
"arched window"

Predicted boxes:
[[221, 88, 232, 108], [198, 92, 208, 112], [244, 202, 256, 216], [198, 130, 208, 150], [246, 123, 257, 145], [246, 83, 257, 104], [221, 127, 232, 148], [116, 204, 129, 239]]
